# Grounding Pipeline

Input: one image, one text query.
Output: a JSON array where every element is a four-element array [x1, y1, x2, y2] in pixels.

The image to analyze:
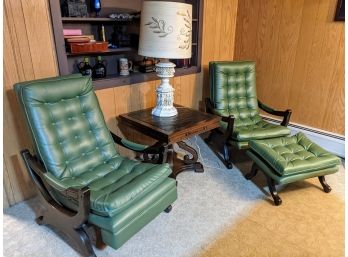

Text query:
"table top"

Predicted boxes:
[[119, 105, 220, 144]]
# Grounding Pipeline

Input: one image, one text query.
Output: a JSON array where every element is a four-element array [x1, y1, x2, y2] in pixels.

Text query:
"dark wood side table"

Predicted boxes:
[[119, 105, 220, 178]]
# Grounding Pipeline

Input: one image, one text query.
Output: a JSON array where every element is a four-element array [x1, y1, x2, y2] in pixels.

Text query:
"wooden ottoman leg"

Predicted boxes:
[[318, 176, 332, 193], [266, 176, 282, 206], [245, 162, 258, 180]]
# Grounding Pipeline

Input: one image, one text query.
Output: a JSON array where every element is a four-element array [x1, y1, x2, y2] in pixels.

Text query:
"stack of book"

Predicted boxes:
[[64, 29, 108, 54]]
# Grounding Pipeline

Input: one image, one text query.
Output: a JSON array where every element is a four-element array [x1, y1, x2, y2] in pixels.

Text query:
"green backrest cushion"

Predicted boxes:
[[15, 75, 118, 179], [210, 61, 261, 126]]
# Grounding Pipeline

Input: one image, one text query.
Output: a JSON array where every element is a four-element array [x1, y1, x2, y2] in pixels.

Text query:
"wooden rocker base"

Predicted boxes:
[[35, 194, 97, 257], [21, 150, 99, 257], [245, 162, 333, 206]]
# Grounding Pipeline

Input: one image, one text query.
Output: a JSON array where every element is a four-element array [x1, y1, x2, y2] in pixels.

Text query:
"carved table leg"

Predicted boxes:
[[170, 141, 204, 178]]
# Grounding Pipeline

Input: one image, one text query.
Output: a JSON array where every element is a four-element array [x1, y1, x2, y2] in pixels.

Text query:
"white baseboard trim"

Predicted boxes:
[[261, 115, 345, 158]]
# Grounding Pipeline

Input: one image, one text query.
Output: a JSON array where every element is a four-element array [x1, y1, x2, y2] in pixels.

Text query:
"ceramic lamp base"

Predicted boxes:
[[152, 60, 178, 117]]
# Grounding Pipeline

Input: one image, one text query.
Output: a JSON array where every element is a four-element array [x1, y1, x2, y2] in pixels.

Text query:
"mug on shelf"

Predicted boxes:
[[119, 58, 133, 76]]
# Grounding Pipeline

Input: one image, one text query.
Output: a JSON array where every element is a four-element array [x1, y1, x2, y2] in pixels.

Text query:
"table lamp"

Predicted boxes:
[[138, 1, 192, 117]]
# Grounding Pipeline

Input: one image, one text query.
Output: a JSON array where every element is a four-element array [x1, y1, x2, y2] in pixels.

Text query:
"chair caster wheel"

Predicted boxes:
[[164, 205, 172, 213]]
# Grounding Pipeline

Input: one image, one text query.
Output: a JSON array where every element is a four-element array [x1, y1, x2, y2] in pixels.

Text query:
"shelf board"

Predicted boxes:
[[62, 17, 195, 23], [93, 66, 200, 90], [62, 17, 138, 23], [67, 47, 136, 57]]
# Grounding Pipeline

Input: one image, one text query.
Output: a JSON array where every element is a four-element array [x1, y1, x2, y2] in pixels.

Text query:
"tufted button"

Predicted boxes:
[[52, 122, 56, 126], [65, 161, 69, 164], [61, 99, 65, 102], [82, 153, 86, 156], [89, 130, 92, 133], [74, 135, 78, 139], [96, 147, 99, 150]]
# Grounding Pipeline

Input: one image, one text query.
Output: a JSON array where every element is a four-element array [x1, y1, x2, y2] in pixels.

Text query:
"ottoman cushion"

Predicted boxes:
[[249, 132, 341, 176]]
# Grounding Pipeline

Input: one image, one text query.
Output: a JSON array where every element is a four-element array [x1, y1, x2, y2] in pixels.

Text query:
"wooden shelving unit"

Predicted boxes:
[[62, 17, 138, 23], [49, 0, 203, 90]]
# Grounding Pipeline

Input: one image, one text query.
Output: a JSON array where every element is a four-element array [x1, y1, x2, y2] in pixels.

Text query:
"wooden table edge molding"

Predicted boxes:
[[118, 105, 221, 178]]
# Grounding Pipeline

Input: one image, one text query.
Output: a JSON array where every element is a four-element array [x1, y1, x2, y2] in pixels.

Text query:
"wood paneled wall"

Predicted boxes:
[[234, 0, 344, 135], [4, 0, 58, 207], [3, 0, 239, 206]]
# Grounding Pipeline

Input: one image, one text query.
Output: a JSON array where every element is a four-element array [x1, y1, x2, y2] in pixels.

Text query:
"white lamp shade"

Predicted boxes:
[[138, 1, 192, 59]]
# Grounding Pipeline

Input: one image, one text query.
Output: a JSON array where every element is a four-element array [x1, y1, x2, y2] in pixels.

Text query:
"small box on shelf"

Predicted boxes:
[[68, 42, 108, 54]]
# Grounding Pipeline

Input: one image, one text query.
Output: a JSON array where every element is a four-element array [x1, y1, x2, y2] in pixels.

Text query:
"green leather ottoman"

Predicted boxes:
[[245, 132, 341, 206]]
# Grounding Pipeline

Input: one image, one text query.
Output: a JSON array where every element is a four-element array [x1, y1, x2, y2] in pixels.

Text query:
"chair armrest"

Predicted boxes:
[[110, 131, 169, 164], [110, 131, 168, 154], [21, 149, 90, 226], [204, 98, 235, 142], [258, 100, 292, 127], [20, 149, 90, 207]]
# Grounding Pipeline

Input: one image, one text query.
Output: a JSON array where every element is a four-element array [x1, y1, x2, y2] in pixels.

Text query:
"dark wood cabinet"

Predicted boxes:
[[48, 0, 203, 90]]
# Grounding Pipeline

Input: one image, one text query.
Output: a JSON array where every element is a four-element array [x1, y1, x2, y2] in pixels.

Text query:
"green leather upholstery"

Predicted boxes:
[[247, 133, 340, 184], [15, 75, 177, 250], [15, 75, 117, 179], [210, 61, 291, 147], [220, 119, 291, 141], [43, 158, 172, 217]]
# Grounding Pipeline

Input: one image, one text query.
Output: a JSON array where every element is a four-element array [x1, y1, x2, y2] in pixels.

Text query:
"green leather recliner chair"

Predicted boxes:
[[205, 61, 292, 168], [15, 74, 177, 257]]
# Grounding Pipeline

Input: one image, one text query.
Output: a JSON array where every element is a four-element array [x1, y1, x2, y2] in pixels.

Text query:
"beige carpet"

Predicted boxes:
[[198, 175, 344, 257]]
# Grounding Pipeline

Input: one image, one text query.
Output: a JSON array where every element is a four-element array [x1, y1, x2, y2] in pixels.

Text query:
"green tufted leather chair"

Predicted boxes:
[[15, 74, 177, 257], [205, 61, 292, 168]]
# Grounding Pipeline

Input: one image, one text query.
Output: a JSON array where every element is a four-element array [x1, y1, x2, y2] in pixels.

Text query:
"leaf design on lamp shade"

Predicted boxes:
[[178, 10, 192, 50], [145, 17, 173, 38]]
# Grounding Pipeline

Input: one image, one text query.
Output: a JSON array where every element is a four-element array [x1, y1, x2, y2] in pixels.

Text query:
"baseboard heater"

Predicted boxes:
[[261, 115, 345, 158]]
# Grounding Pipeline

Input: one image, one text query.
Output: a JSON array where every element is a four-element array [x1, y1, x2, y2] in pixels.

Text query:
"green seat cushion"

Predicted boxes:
[[249, 132, 341, 176], [246, 151, 339, 185], [44, 156, 172, 217], [90, 178, 177, 249], [221, 118, 291, 141], [89, 178, 177, 232]]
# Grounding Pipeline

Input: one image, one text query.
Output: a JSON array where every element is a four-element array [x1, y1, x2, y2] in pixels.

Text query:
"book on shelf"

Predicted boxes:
[[65, 35, 95, 43]]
